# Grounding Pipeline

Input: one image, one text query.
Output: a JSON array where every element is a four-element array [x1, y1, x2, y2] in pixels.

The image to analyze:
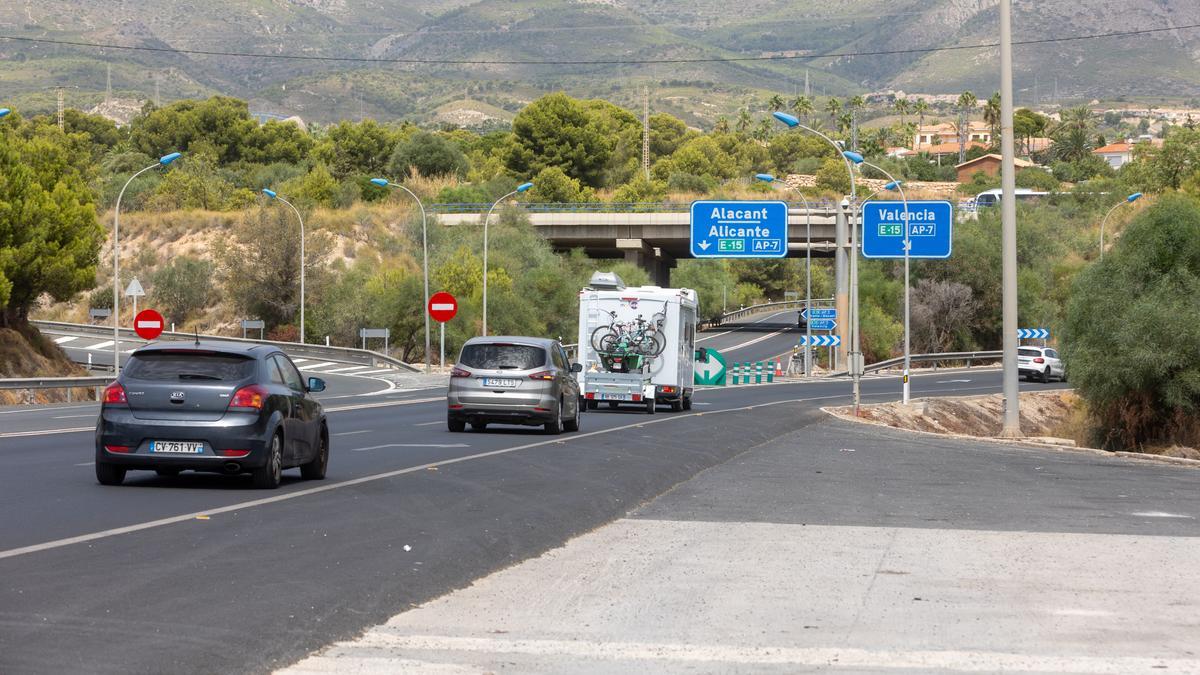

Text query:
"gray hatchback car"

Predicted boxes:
[[447, 337, 582, 434], [95, 342, 329, 489]]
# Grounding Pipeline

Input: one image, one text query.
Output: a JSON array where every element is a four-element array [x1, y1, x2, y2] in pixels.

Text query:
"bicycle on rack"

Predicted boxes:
[[590, 307, 667, 357]]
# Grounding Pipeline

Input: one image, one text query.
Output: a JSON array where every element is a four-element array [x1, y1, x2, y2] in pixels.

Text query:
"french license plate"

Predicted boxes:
[[483, 378, 519, 388], [600, 393, 627, 401], [151, 440, 204, 454]]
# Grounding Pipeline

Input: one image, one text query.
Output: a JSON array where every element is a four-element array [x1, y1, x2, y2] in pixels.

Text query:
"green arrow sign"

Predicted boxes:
[[694, 348, 727, 386]]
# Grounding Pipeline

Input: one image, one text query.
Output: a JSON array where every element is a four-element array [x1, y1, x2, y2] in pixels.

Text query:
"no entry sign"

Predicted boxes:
[[134, 309, 165, 340], [428, 292, 458, 323]]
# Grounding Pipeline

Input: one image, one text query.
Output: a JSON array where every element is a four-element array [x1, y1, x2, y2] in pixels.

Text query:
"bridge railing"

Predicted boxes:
[[429, 200, 841, 215], [857, 350, 1002, 374]]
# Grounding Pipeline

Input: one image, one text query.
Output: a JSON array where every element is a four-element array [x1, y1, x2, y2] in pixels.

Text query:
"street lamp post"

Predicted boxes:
[[370, 178, 431, 373], [1099, 193, 1143, 260], [112, 152, 181, 375], [482, 182, 534, 337], [999, 0, 1021, 436], [772, 112, 865, 412], [261, 189, 307, 344], [0, 108, 10, 118], [756, 173, 815, 376], [861, 163, 910, 403]]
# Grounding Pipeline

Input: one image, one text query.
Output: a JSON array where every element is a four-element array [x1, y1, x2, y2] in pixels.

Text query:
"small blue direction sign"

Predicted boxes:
[[808, 319, 837, 331], [690, 200, 788, 258], [800, 334, 841, 347], [1017, 328, 1049, 339], [801, 308, 837, 320], [862, 200, 953, 259]]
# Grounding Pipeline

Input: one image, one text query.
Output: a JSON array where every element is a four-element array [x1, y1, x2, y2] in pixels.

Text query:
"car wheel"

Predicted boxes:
[[646, 398, 656, 415], [252, 432, 284, 489], [670, 399, 684, 412], [448, 418, 466, 432], [155, 468, 180, 477], [471, 422, 489, 431], [544, 404, 564, 435], [682, 396, 693, 411], [1061, 370, 1068, 383], [1041, 367, 1051, 383], [300, 428, 329, 480], [586, 400, 598, 411], [607, 401, 619, 409], [564, 402, 580, 432], [96, 462, 126, 486]]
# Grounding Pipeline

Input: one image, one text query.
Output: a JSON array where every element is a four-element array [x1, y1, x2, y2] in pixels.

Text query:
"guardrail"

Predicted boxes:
[[31, 320, 420, 373], [0, 375, 115, 403], [861, 350, 1002, 374], [428, 200, 841, 215], [713, 298, 835, 326]]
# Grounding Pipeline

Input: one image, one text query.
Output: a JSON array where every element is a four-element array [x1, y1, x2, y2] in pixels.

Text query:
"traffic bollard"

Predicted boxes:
[[755, 361, 763, 384], [766, 361, 775, 383]]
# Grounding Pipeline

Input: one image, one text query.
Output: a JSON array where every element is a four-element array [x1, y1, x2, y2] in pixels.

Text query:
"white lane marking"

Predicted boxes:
[[353, 369, 401, 375], [936, 379, 972, 383], [1051, 608, 1115, 617], [290, 358, 311, 365], [75, 462, 94, 467], [52, 414, 96, 419], [415, 421, 442, 426], [319, 365, 373, 374], [1130, 511, 1193, 519], [0, 427, 93, 439], [315, 634, 1200, 673], [86, 340, 115, 350], [298, 362, 335, 371], [0, 404, 97, 415], [333, 430, 373, 437], [696, 310, 794, 343], [352, 443, 470, 452], [0, 392, 852, 561], [723, 329, 788, 354], [54, 336, 78, 344]]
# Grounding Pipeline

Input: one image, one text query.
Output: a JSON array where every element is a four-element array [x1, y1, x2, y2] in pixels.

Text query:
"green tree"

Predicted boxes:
[[151, 256, 212, 322], [523, 166, 597, 203], [791, 95, 814, 124], [1063, 194, 1200, 449], [129, 96, 258, 164], [281, 164, 339, 209], [388, 131, 468, 178], [315, 119, 403, 180], [0, 125, 103, 325], [505, 93, 613, 188], [767, 94, 785, 111], [814, 157, 851, 193]]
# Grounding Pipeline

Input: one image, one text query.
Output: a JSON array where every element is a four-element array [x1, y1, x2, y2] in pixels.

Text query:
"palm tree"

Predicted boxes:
[[893, 97, 911, 127], [736, 107, 752, 133], [983, 92, 1001, 148], [768, 94, 785, 112], [714, 115, 731, 134], [837, 111, 854, 134], [956, 91, 978, 163], [825, 97, 842, 126], [752, 118, 773, 142], [1050, 105, 1096, 162], [848, 95, 866, 149], [914, 99, 930, 128], [790, 95, 814, 124]]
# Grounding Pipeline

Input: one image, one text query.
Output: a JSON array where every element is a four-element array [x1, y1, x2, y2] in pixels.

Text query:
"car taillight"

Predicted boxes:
[[102, 382, 127, 404], [529, 371, 555, 381], [450, 367, 471, 378], [229, 384, 268, 410], [585, 392, 595, 399], [659, 386, 676, 394], [1033, 357, 1045, 364], [104, 445, 131, 453], [218, 449, 251, 458]]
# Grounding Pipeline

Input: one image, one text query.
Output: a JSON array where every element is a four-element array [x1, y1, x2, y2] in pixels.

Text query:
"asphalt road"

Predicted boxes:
[[0, 366, 1067, 674], [697, 309, 807, 367]]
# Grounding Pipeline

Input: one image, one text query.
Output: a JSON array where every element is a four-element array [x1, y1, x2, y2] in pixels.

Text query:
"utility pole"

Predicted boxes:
[[804, 70, 810, 98], [999, 0, 1021, 436], [56, 87, 65, 131], [105, 63, 112, 104], [641, 86, 650, 179], [154, 73, 161, 108]]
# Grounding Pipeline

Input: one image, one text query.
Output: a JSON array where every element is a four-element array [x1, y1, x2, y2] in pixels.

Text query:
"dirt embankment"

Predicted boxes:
[[829, 391, 1200, 461], [0, 325, 93, 405]]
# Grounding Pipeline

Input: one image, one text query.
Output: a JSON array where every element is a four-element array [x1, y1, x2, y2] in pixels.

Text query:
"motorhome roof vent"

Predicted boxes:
[[588, 271, 625, 290]]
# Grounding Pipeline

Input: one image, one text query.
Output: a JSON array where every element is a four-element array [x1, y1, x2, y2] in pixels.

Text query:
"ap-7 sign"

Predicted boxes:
[[861, 200, 953, 259]]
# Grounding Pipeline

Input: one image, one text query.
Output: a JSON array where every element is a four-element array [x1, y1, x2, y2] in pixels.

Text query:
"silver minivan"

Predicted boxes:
[[447, 337, 582, 434]]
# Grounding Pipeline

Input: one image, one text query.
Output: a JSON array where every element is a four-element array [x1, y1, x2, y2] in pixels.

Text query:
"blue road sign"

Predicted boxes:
[[1017, 328, 1049, 339], [690, 200, 788, 258], [801, 308, 837, 320], [808, 319, 837, 331], [861, 200, 953, 259], [800, 334, 841, 347]]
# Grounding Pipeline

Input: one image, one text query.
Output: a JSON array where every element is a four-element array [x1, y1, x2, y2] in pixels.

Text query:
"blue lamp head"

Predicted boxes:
[[842, 150, 864, 164], [262, 188, 278, 199], [517, 182, 534, 193], [370, 178, 390, 188], [1127, 192, 1143, 202], [0, 108, 10, 118], [772, 111, 800, 128], [885, 180, 902, 191], [159, 152, 182, 166], [755, 173, 776, 183]]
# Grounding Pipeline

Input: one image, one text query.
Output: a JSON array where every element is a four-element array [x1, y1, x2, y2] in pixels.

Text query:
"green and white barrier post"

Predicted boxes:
[[755, 361, 763, 384], [766, 360, 775, 383]]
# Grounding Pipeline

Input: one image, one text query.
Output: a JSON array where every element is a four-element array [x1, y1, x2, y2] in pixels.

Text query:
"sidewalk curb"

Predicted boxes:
[[819, 402, 1200, 470]]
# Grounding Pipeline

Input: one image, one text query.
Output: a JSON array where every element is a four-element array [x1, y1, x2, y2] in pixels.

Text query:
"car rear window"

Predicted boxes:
[[459, 344, 546, 370], [1018, 348, 1041, 357], [125, 352, 257, 381]]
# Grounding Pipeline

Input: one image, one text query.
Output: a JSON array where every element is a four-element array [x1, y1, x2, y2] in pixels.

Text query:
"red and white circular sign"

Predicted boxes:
[[134, 309, 165, 340], [428, 292, 458, 323]]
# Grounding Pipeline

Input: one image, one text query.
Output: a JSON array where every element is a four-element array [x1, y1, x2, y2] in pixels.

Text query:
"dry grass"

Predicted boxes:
[[0, 325, 93, 404], [836, 391, 1079, 439]]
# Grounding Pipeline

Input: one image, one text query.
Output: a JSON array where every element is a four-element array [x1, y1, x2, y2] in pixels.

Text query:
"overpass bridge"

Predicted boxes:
[[432, 201, 847, 286]]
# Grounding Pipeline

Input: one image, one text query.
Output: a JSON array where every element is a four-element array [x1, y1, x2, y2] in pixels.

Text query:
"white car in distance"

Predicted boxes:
[[1018, 346, 1066, 382]]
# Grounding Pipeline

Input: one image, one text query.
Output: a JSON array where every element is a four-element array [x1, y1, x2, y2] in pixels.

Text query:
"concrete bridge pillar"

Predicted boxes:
[[618, 239, 674, 286]]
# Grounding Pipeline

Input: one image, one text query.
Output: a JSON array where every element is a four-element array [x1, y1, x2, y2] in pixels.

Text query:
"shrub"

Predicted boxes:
[[151, 256, 212, 323]]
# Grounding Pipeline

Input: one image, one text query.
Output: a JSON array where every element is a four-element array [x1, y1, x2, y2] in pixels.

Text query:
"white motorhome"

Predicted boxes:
[[576, 272, 698, 413]]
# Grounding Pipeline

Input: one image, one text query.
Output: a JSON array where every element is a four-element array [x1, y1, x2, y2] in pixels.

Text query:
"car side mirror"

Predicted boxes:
[[307, 377, 326, 393], [570, 362, 583, 373], [694, 347, 709, 363]]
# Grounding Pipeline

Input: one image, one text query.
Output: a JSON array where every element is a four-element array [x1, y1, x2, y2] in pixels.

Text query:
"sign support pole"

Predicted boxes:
[[440, 323, 446, 372]]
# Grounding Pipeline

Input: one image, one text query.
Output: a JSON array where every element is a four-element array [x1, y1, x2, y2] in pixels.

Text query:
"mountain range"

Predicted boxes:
[[1, 0, 1198, 125]]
